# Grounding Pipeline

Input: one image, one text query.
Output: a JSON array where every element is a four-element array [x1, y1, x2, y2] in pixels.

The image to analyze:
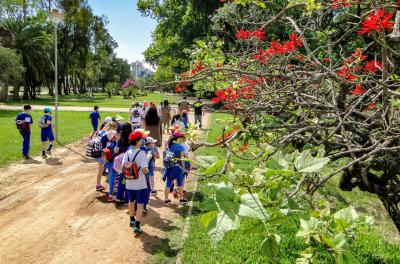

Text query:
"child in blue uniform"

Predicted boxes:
[[15, 105, 33, 159], [89, 106, 101, 137], [40, 107, 55, 158]]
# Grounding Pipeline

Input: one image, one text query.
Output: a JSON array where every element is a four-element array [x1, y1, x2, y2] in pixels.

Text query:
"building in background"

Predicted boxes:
[[130, 60, 154, 80]]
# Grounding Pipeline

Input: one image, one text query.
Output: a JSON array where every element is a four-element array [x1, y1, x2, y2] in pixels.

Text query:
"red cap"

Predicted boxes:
[[172, 131, 185, 138], [129, 131, 145, 141]]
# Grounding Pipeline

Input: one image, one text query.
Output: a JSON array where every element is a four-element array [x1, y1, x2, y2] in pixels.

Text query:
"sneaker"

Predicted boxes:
[[130, 220, 136, 227], [42, 154, 47, 159], [179, 199, 188, 205], [133, 226, 142, 234], [143, 208, 148, 214], [96, 184, 105, 191], [151, 191, 157, 196], [124, 201, 129, 206], [163, 199, 172, 206], [46, 150, 52, 156], [107, 195, 114, 202], [114, 198, 122, 203], [24, 155, 32, 160]]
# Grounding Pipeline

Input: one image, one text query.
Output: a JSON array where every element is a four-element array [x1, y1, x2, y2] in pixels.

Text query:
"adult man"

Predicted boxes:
[[15, 105, 33, 159], [178, 96, 190, 114], [193, 97, 203, 128], [130, 102, 142, 130], [39, 107, 55, 158]]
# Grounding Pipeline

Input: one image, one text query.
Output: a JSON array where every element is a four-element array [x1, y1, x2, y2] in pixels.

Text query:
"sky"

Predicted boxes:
[[87, 0, 157, 68]]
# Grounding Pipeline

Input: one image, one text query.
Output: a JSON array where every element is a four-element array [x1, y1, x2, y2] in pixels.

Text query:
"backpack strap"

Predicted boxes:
[[128, 149, 142, 169]]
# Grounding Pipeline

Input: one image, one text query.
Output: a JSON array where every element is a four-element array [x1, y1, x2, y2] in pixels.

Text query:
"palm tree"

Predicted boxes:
[[0, 18, 52, 99]]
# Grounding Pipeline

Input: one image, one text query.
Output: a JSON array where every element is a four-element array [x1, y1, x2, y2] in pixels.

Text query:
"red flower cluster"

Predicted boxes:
[[337, 66, 357, 81], [358, 9, 394, 35], [331, 0, 350, 9], [211, 76, 263, 104], [367, 102, 377, 110], [351, 48, 366, 61], [351, 84, 366, 95], [363, 60, 382, 73], [235, 28, 266, 41], [253, 34, 302, 63], [191, 61, 205, 76]]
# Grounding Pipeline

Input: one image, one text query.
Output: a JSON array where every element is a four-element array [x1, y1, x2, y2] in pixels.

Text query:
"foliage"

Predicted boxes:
[[0, 45, 24, 100], [121, 79, 139, 99]]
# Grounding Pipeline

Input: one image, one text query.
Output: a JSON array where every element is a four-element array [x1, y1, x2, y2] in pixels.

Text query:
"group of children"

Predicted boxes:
[[15, 105, 55, 159], [87, 100, 195, 235]]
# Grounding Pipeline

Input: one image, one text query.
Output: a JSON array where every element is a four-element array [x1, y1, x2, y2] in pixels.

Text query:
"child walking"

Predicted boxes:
[[39, 107, 55, 158], [15, 105, 33, 159], [89, 106, 101, 137], [145, 137, 160, 195], [122, 131, 149, 234]]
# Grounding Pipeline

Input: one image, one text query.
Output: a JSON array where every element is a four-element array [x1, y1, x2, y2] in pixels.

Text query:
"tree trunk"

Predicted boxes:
[[379, 195, 400, 233], [48, 83, 54, 96], [13, 79, 20, 100], [0, 79, 9, 101]]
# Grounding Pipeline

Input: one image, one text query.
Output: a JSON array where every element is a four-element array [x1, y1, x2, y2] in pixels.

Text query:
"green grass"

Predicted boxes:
[[0, 109, 129, 167], [3, 92, 179, 108], [180, 113, 400, 264]]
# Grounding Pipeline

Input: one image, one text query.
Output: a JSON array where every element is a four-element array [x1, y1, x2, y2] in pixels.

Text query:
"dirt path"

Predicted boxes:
[[0, 113, 210, 264]]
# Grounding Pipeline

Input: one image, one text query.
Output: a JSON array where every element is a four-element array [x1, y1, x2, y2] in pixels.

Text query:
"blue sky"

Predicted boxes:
[[87, 0, 156, 66]]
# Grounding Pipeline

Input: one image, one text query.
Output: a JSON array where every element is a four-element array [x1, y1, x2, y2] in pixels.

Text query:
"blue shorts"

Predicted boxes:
[[41, 131, 54, 142], [165, 166, 184, 188], [127, 188, 148, 204], [96, 157, 105, 164], [92, 123, 98, 132]]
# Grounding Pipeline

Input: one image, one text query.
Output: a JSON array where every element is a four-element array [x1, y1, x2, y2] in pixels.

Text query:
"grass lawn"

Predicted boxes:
[[3, 92, 179, 108], [0, 109, 129, 167], [179, 113, 400, 264]]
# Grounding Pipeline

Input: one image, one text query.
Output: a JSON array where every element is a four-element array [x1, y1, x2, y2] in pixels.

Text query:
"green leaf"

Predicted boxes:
[[199, 198, 218, 211], [200, 211, 219, 228], [238, 193, 269, 220], [261, 234, 281, 260], [207, 210, 240, 245], [294, 149, 330, 173], [296, 247, 315, 264], [336, 251, 360, 264], [334, 207, 358, 229], [333, 232, 347, 250], [195, 156, 218, 168], [266, 151, 289, 170], [268, 211, 286, 226], [244, 220, 266, 233]]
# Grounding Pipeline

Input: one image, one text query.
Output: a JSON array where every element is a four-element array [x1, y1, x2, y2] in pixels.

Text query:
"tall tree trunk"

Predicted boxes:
[[48, 82, 54, 96], [13, 79, 20, 100], [23, 77, 29, 100], [0, 79, 9, 101], [65, 68, 69, 95], [379, 195, 400, 233]]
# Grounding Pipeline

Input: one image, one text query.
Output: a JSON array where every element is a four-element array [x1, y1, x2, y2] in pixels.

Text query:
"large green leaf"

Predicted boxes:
[[333, 207, 358, 229], [261, 234, 281, 261], [294, 149, 330, 173], [238, 193, 270, 220], [336, 251, 360, 264], [266, 151, 289, 170], [207, 210, 240, 245]]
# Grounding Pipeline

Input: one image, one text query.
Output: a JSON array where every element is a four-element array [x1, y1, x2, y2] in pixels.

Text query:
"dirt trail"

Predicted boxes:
[[0, 113, 210, 264]]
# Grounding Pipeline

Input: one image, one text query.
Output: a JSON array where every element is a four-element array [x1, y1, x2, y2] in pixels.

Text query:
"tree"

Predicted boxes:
[[0, 46, 24, 100], [168, 0, 400, 260]]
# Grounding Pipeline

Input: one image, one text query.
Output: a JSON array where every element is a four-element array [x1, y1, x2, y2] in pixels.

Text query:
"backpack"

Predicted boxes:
[[133, 108, 140, 118], [163, 149, 176, 168], [85, 131, 105, 158], [38, 116, 47, 128], [122, 150, 142, 180], [102, 148, 113, 162]]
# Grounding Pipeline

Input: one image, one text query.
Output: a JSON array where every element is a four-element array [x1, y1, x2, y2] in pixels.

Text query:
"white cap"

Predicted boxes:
[[104, 117, 112, 124], [145, 137, 157, 144]]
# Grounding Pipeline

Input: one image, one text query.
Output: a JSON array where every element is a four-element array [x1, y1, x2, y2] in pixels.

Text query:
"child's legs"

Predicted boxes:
[[41, 141, 48, 151], [108, 168, 117, 196], [164, 177, 174, 200], [177, 174, 184, 198], [96, 159, 105, 185], [150, 176, 155, 191]]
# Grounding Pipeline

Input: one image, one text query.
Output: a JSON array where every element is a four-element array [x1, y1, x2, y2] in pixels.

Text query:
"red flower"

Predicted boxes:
[[211, 97, 221, 104], [235, 29, 252, 40], [351, 84, 366, 95], [252, 29, 266, 41], [337, 66, 357, 81], [367, 102, 377, 110], [363, 60, 383, 73], [289, 33, 303, 46], [358, 9, 394, 35], [283, 41, 296, 52], [270, 41, 286, 54], [323, 57, 332, 63], [331, 0, 350, 9], [351, 48, 366, 61]]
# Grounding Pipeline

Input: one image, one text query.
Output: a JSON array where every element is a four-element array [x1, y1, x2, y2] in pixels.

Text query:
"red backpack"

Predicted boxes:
[[122, 150, 142, 180], [102, 148, 113, 162]]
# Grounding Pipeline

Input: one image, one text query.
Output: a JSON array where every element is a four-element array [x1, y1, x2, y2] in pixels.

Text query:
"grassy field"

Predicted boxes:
[[178, 113, 400, 264], [3, 92, 179, 108], [0, 110, 129, 167]]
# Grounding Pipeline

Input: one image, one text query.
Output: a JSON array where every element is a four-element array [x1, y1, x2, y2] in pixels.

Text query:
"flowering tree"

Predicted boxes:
[[168, 0, 400, 261], [120, 79, 139, 98]]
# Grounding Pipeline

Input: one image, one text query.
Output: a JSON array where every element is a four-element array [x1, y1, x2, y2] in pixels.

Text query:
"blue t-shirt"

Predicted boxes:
[[41, 114, 52, 133], [89, 111, 100, 125], [182, 116, 189, 128], [169, 143, 185, 163], [15, 112, 33, 131]]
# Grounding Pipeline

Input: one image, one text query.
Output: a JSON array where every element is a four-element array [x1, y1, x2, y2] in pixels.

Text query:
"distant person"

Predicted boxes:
[[178, 96, 190, 114], [89, 106, 101, 137], [142, 101, 150, 127], [15, 105, 33, 159], [171, 114, 185, 132], [129, 102, 142, 130], [161, 99, 172, 133], [181, 110, 189, 129], [39, 107, 55, 158], [193, 97, 203, 128], [144, 106, 162, 147]]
